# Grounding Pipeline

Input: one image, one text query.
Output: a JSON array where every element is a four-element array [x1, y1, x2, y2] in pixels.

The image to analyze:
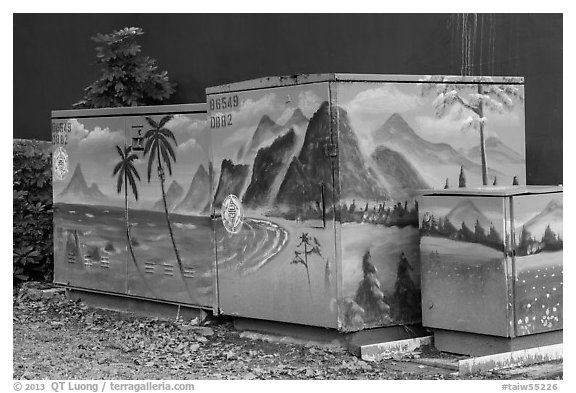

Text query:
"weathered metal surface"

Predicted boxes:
[[458, 343, 563, 375], [206, 74, 527, 332], [335, 80, 525, 331], [419, 195, 510, 336], [52, 103, 206, 120], [52, 116, 129, 295], [420, 186, 563, 337], [511, 192, 563, 336], [52, 106, 215, 308], [208, 82, 339, 328], [360, 336, 433, 362], [207, 74, 524, 95], [123, 113, 214, 307], [418, 187, 562, 340]]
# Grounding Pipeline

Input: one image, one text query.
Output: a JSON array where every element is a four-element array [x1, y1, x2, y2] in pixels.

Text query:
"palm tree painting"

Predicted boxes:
[[291, 232, 324, 296], [143, 115, 189, 290], [112, 145, 155, 293]]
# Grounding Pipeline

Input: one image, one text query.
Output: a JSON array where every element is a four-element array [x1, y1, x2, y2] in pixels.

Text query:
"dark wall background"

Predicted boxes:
[[13, 14, 562, 185]]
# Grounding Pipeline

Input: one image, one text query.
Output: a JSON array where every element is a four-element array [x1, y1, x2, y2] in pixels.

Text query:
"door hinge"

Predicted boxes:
[[324, 143, 338, 157]]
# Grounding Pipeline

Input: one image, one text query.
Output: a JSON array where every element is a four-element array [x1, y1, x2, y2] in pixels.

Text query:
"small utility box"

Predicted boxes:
[[418, 186, 563, 356]]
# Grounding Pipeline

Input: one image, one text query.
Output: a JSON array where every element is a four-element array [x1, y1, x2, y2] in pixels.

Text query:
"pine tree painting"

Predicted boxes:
[[459, 166, 467, 188], [420, 76, 524, 185], [354, 250, 391, 323]]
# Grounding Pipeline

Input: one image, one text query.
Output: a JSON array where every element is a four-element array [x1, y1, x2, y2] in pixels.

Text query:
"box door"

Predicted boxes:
[[418, 195, 510, 336], [52, 116, 128, 294], [511, 192, 563, 336], [125, 113, 214, 307], [209, 83, 339, 328]]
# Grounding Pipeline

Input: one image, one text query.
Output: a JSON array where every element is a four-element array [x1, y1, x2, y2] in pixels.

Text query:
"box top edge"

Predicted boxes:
[[206, 73, 524, 94], [52, 103, 206, 118], [416, 185, 563, 197]]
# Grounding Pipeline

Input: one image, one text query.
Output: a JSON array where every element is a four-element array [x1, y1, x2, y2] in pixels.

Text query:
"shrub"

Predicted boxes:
[[73, 26, 176, 109], [13, 139, 53, 283]]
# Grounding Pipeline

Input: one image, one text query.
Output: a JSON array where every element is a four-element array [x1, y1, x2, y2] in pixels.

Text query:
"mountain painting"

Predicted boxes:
[[418, 196, 510, 336], [206, 74, 527, 331], [52, 106, 214, 308], [53, 75, 528, 332], [418, 187, 562, 338]]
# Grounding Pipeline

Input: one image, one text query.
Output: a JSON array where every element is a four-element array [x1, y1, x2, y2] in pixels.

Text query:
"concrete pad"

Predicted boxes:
[[458, 343, 562, 376], [361, 335, 433, 362], [493, 361, 563, 379]]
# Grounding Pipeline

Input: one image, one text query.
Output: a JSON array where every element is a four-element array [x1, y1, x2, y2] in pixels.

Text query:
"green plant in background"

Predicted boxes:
[[73, 27, 176, 109], [13, 140, 53, 283]]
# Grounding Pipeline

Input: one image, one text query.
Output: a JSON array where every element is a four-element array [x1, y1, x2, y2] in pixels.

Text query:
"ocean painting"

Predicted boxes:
[[52, 110, 214, 307], [208, 83, 340, 328], [206, 76, 526, 330], [53, 76, 527, 331]]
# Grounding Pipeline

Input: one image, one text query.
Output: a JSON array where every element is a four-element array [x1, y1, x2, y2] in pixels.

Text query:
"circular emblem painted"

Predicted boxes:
[[53, 146, 69, 181], [221, 194, 244, 234]]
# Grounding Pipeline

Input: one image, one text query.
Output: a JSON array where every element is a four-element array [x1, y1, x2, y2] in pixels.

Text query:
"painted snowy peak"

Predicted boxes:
[[277, 102, 385, 205], [337, 106, 387, 199], [174, 165, 211, 214], [283, 107, 308, 129], [58, 164, 106, 202], [371, 113, 508, 187], [461, 136, 525, 164], [519, 199, 563, 237], [237, 109, 308, 162], [277, 101, 335, 206], [445, 199, 492, 229], [153, 180, 184, 212], [373, 113, 485, 168]]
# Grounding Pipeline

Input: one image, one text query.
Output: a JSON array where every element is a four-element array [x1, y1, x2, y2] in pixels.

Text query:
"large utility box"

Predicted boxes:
[[418, 186, 563, 355], [51, 104, 215, 310], [206, 74, 527, 331]]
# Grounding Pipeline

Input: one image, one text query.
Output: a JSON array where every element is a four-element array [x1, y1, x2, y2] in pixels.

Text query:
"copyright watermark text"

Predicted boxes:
[[502, 383, 558, 391], [13, 381, 194, 392]]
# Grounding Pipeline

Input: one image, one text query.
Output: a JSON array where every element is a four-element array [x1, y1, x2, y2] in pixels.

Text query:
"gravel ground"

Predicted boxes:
[[13, 282, 562, 380]]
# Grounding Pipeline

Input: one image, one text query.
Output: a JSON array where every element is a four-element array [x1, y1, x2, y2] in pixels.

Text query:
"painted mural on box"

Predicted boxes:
[[335, 79, 525, 330], [52, 113, 213, 307], [52, 117, 127, 293], [512, 193, 563, 336], [417, 196, 509, 336], [209, 83, 339, 327]]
